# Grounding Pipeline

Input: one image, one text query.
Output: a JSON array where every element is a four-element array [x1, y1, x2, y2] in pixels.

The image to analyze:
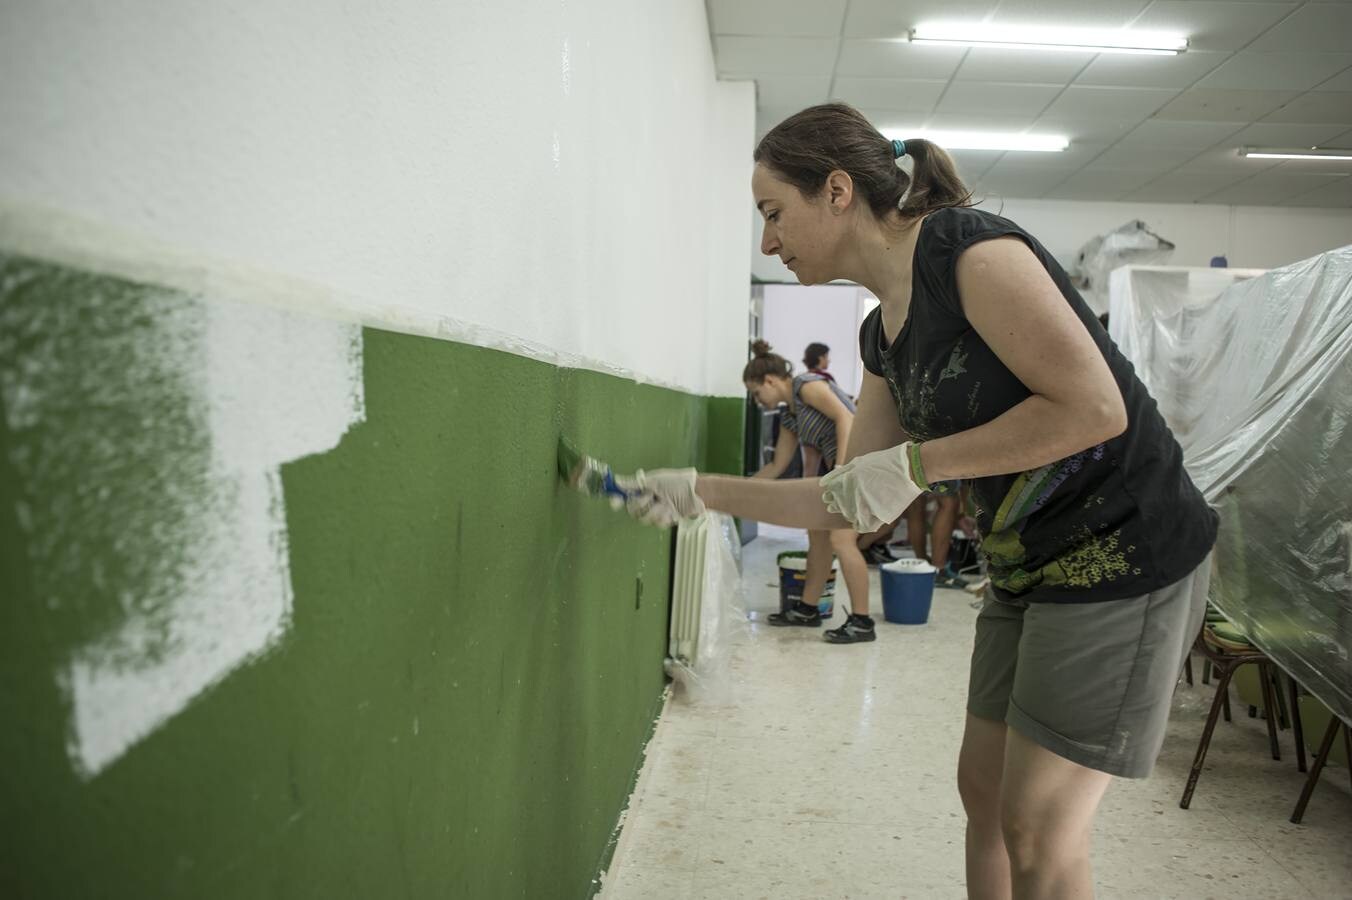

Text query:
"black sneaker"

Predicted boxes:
[[825, 613, 876, 643], [767, 601, 822, 627], [862, 544, 895, 566]]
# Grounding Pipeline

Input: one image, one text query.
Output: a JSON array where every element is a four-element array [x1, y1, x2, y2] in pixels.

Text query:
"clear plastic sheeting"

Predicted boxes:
[[665, 513, 748, 705], [1069, 220, 1176, 316], [1111, 248, 1352, 725]]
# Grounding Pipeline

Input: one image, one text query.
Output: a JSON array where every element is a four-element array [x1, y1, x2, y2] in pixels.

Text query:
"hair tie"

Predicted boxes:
[[891, 139, 907, 159]]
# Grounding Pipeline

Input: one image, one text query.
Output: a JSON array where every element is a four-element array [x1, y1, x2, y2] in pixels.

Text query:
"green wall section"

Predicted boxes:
[[0, 255, 744, 898]]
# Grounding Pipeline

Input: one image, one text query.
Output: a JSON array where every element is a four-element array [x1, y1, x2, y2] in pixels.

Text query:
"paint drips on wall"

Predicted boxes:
[[0, 254, 364, 778]]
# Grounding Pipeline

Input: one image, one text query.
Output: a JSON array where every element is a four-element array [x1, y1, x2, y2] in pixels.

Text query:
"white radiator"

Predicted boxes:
[[666, 514, 740, 684]]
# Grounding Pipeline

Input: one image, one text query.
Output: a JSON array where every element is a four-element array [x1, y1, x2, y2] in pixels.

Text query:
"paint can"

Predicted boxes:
[[881, 558, 936, 625], [776, 551, 837, 618]]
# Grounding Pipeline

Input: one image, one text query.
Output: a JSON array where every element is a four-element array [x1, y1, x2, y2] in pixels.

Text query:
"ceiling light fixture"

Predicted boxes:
[[1239, 146, 1352, 161], [883, 128, 1068, 153], [908, 23, 1188, 56]]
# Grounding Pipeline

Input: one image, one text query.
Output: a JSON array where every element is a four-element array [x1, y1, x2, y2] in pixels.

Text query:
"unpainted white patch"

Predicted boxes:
[[0, 197, 700, 394]]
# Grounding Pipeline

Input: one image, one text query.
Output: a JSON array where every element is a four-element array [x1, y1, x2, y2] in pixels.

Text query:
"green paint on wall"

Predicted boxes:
[[0, 255, 744, 898]]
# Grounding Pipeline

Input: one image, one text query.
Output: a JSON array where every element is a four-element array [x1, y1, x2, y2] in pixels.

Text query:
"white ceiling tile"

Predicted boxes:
[[1283, 176, 1352, 207], [755, 107, 810, 140], [991, 141, 1111, 169], [843, 0, 997, 40], [915, 112, 1042, 131], [831, 77, 948, 112], [1260, 92, 1352, 125], [754, 76, 833, 110], [989, 0, 1154, 27], [1199, 171, 1350, 204], [1198, 53, 1352, 91], [1228, 121, 1352, 147], [710, 0, 848, 38], [1042, 86, 1179, 120], [1176, 146, 1284, 173], [1043, 168, 1157, 200], [946, 149, 1006, 179], [954, 48, 1093, 84], [1074, 51, 1228, 89], [1248, 3, 1352, 52], [716, 36, 839, 76], [835, 40, 967, 79], [1153, 88, 1298, 121], [973, 165, 1071, 198], [935, 82, 1064, 116], [1121, 171, 1252, 202], [1129, 2, 1299, 53], [1033, 115, 1139, 143], [1090, 143, 1204, 170], [1318, 66, 1352, 92], [1117, 119, 1248, 147]]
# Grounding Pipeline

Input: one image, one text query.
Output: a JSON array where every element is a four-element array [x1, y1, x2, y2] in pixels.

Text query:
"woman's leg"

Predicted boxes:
[[829, 528, 870, 616], [905, 496, 929, 561], [799, 529, 834, 609], [1000, 728, 1112, 899], [931, 494, 961, 571], [958, 714, 1013, 900]]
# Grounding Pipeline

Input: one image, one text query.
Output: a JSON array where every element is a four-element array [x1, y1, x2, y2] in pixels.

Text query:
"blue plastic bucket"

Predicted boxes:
[[777, 551, 837, 618], [881, 559, 936, 625]]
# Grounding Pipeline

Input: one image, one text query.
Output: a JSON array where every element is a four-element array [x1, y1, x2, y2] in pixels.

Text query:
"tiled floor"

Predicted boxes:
[[600, 526, 1352, 899]]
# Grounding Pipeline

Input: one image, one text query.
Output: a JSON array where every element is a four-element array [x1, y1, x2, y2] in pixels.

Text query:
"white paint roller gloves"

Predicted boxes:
[[613, 468, 705, 527], [820, 442, 927, 533]]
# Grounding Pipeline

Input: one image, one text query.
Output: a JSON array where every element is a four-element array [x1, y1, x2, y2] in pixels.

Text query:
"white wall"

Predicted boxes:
[[0, 0, 754, 397], [752, 198, 1352, 283]]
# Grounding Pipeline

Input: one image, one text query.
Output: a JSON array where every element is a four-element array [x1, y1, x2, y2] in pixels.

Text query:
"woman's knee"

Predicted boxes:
[[828, 529, 859, 553], [957, 760, 998, 817], [999, 801, 1091, 870]]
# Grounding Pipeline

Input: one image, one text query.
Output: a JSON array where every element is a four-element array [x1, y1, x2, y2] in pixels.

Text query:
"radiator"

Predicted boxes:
[[668, 515, 712, 667], [666, 513, 740, 685]]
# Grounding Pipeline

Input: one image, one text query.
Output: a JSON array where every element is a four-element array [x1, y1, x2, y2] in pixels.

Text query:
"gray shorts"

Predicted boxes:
[[967, 556, 1210, 778]]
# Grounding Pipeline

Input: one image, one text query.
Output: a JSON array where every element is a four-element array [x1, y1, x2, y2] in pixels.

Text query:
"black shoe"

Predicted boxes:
[[862, 544, 895, 566], [825, 613, 877, 643], [767, 601, 822, 627]]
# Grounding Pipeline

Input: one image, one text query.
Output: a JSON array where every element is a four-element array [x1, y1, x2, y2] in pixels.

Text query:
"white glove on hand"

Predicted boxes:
[[820, 442, 928, 533], [613, 468, 705, 527]]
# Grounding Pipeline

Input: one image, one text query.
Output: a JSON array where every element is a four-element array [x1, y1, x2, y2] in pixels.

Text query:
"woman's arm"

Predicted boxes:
[[919, 236, 1128, 482], [695, 474, 854, 530], [753, 426, 799, 479], [840, 372, 906, 463], [799, 379, 855, 462]]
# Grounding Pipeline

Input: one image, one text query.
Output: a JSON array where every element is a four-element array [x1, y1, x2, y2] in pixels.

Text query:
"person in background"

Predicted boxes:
[[803, 342, 836, 382], [904, 486, 969, 589], [856, 515, 901, 565], [745, 341, 876, 644]]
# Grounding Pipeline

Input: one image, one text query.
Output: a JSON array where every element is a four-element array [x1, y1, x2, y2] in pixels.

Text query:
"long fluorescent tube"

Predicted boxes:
[[909, 23, 1188, 56], [1239, 146, 1352, 161], [883, 128, 1068, 153]]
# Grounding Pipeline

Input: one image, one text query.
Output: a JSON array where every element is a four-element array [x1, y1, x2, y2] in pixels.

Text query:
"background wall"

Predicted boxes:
[[0, 1, 752, 897], [761, 284, 871, 399], [752, 196, 1352, 283]]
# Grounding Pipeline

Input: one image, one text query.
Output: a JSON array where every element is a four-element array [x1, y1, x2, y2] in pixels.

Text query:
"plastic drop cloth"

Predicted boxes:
[[1110, 248, 1352, 724], [665, 512, 748, 705], [1070, 220, 1176, 316]]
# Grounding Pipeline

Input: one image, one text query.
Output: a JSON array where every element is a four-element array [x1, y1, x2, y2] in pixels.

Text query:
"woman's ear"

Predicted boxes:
[[825, 170, 854, 214]]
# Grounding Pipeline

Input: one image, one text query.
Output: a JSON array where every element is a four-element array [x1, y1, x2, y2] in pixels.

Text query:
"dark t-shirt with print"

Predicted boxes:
[[860, 206, 1217, 604]]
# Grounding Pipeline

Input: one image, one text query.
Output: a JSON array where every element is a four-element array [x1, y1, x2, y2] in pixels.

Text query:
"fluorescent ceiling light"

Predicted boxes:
[[909, 23, 1188, 56], [1239, 146, 1352, 161], [883, 128, 1068, 153]]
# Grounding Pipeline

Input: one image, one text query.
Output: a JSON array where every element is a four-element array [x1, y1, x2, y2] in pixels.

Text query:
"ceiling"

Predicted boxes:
[[709, 0, 1352, 207]]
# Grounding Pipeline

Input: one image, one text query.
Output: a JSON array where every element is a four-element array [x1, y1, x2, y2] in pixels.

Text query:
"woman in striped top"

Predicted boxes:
[[744, 341, 875, 644]]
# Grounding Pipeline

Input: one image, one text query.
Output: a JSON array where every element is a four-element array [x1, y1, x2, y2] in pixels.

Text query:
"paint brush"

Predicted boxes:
[[557, 437, 632, 507]]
